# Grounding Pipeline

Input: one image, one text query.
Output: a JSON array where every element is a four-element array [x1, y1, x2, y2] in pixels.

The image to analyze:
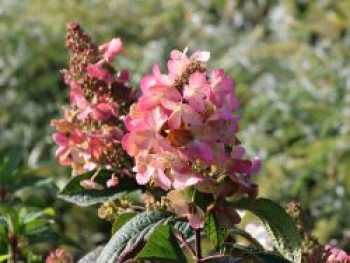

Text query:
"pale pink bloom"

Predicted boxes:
[[86, 63, 113, 82], [53, 129, 85, 166], [134, 162, 171, 190], [168, 103, 202, 129], [183, 72, 207, 113], [171, 165, 208, 190], [91, 102, 119, 122], [138, 85, 182, 111], [167, 190, 205, 229], [167, 49, 210, 78], [325, 246, 350, 263], [100, 38, 123, 62], [106, 174, 119, 188], [70, 85, 119, 122]]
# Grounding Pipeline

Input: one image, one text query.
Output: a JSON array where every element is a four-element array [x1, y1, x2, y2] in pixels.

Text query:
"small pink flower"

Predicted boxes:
[[106, 174, 119, 188], [53, 129, 85, 166], [80, 179, 103, 189], [325, 245, 350, 263], [100, 38, 123, 62], [86, 63, 113, 82]]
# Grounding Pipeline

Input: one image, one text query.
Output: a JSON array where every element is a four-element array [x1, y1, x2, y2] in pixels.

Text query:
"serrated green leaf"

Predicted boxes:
[[58, 170, 139, 206], [111, 212, 136, 234], [222, 244, 292, 263], [97, 210, 171, 263], [227, 198, 302, 263], [205, 212, 227, 249], [172, 220, 195, 241], [136, 224, 186, 262], [78, 246, 103, 263]]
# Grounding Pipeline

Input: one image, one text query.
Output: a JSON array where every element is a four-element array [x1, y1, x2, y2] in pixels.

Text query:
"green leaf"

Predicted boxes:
[[58, 170, 139, 206], [172, 220, 195, 241], [222, 244, 292, 263], [97, 210, 171, 263], [0, 255, 10, 263], [205, 212, 227, 249], [0, 147, 23, 185], [227, 198, 302, 263], [136, 224, 186, 262], [111, 213, 136, 234], [78, 247, 104, 263]]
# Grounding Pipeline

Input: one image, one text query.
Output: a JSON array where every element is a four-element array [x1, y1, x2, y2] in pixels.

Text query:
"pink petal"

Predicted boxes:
[[122, 133, 134, 155], [133, 130, 155, 151], [104, 38, 123, 62], [106, 175, 119, 188], [140, 75, 156, 92], [250, 157, 261, 174], [232, 159, 252, 174], [118, 69, 130, 82], [172, 168, 205, 190], [232, 146, 245, 159], [185, 140, 213, 162], [136, 166, 154, 185], [86, 64, 113, 82], [92, 103, 117, 122], [188, 206, 205, 229], [155, 169, 172, 190], [167, 109, 181, 129], [147, 107, 168, 131], [53, 133, 68, 146], [190, 51, 210, 62], [188, 72, 207, 88]]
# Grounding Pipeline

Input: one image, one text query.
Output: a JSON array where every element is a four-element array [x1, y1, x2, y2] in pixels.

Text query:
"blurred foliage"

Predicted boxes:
[[0, 0, 349, 256]]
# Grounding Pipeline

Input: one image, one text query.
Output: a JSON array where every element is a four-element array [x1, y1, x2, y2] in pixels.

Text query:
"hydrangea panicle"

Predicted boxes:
[[52, 23, 136, 185], [123, 48, 261, 227]]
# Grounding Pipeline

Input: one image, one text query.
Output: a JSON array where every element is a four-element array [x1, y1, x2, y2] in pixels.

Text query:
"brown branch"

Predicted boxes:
[[195, 228, 202, 262], [173, 231, 196, 259]]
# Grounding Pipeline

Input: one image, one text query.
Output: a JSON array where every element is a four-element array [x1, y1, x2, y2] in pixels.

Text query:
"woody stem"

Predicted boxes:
[[195, 228, 202, 262]]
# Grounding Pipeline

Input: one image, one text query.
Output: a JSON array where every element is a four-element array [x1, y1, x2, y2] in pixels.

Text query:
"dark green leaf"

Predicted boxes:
[[136, 224, 186, 262], [97, 210, 171, 263], [58, 170, 139, 206], [205, 212, 227, 249], [111, 212, 136, 234], [222, 244, 292, 263], [0, 147, 23, 185], [227, 198, 302, 263]]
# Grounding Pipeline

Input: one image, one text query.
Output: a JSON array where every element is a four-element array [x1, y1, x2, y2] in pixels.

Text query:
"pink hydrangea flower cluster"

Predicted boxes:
[[51, 23, 135, 187], [123, 49, 260, 193], [122, 49, 260, 227], [325, 245, 350, 263]]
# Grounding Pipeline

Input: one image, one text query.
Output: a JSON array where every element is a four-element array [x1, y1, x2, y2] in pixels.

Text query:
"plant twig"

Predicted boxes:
[[173, 231, 196, 259], [200, 254, 245, 262], [195, 228, 202, 262]]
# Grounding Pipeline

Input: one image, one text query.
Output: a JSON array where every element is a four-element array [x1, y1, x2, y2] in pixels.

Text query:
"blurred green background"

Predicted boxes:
[[1, 0, 349, 258]]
